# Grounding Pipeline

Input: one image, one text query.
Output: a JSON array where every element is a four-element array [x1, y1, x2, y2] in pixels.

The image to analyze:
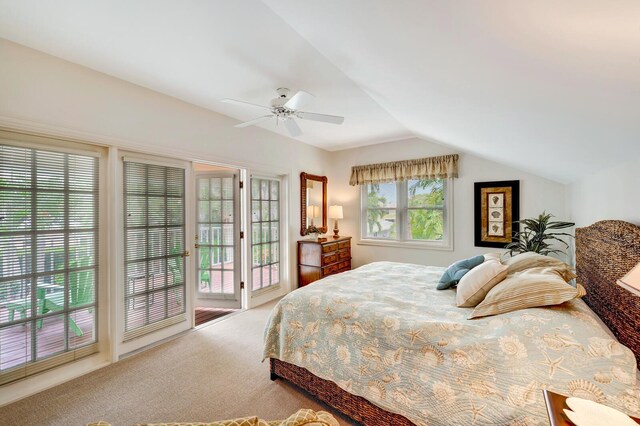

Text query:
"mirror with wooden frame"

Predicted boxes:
[[300, 172, 327, 236]]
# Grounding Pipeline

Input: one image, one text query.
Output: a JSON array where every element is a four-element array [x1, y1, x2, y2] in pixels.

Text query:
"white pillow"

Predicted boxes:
[[483, 252, 503, 263], [456, 260, 508, 308]]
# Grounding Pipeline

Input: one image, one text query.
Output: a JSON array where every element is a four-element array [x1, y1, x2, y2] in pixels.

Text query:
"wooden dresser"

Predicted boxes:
[[298, 236, 351, 287]]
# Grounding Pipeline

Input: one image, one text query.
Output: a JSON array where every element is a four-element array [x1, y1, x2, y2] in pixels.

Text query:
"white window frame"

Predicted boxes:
[[359, 178, 453, 251], [248, 175, 282, 296], [0, 131, 107, 385]]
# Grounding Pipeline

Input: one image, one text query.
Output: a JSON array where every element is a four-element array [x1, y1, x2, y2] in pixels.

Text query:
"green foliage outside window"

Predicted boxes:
[[366, 186, 390, 235], [366, 179, 445, 241], [408, 179, 444, 241]]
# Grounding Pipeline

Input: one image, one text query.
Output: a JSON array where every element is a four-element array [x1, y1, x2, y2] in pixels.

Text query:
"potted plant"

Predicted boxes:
[[505, 211, 575, 257], [305, 225, 324, 241]]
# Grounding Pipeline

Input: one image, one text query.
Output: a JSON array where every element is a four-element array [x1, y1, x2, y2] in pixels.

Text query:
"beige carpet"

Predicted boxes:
[[0, 300, 356, 426]]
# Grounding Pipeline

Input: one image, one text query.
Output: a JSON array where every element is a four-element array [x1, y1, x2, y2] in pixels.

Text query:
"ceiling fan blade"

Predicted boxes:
[[296, 111, 344, 125], [284, 91, 314, 110], [284, 118, 302, 137], [221, 98, 272, 111], [234, 115, 274, 128]]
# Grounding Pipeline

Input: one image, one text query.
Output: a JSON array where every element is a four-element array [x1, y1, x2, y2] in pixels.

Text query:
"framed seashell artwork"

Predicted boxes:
[[474, 180, 520, 248]]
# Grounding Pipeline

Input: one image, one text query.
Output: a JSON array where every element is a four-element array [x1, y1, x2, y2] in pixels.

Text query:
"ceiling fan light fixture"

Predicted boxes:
[[276, 87, 290, 98]]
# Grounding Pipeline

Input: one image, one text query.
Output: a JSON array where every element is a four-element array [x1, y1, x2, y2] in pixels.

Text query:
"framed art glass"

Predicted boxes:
[[474, 180, 520, 248]]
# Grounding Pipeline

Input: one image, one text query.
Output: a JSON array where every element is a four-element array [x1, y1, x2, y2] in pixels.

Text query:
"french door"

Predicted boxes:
[[195, 172, 241, 308], [122, 157, 189, 342]]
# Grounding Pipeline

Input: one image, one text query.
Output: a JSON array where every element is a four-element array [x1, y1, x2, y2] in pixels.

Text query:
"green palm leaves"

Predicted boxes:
[[505, 212, 574, 256]]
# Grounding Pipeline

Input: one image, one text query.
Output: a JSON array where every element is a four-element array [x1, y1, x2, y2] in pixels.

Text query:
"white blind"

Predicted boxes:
[[250, 177, 280, 291], [123, 161, 185, 336], [0, 143, 99, 383]]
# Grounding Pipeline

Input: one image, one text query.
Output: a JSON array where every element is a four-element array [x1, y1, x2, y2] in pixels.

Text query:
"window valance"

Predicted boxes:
[[349, 154, 459, 186]]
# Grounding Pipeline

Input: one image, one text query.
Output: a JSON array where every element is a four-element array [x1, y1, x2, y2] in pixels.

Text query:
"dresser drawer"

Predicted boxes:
[[322, 253, 337, 266], [298, 237, 351, 287], [338, 260, 350, 269], [322, 263, 339, 276], [322, 243, 339, 253]]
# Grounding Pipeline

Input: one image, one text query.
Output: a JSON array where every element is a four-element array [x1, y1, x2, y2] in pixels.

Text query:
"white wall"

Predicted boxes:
[[569, 158, 640, 227], [327, 138, 568, 267]]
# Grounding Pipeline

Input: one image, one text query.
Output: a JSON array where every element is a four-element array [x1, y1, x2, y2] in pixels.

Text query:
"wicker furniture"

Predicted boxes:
[[575, 220, 640, 367], [270, 359, 413, 426], [297, 237, 351, 287], [88, 408, 340, 426]]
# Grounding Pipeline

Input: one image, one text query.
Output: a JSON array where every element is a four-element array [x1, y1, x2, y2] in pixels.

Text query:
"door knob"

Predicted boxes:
[[183, 250, 191, 257]]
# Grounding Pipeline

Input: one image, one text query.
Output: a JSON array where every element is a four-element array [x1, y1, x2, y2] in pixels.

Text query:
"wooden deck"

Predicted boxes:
[[0, 307, 95, 371], [199, 263, 280, 293], [194, 307, 237, 326]]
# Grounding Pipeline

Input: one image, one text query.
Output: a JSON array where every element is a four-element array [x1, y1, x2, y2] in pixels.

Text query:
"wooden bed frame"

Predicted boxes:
[[270, 220, 640, 424]]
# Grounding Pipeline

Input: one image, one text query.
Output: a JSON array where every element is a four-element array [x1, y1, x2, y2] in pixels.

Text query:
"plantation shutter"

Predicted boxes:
[[0, 143, 99, 385], [123, 160, 186, 340]]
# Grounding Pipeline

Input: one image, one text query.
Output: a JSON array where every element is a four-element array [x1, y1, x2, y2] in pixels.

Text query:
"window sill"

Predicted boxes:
[[357, 238, 453, 251], [196, 292, 239, 301], [250, 283, 281, 298]]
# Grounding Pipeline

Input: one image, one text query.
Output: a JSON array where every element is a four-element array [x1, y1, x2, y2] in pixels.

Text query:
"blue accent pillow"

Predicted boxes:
[[437, 255, 485, 290]]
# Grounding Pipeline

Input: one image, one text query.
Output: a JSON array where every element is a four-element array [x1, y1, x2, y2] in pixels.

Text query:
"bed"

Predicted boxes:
[[264, 220, 640, 425]]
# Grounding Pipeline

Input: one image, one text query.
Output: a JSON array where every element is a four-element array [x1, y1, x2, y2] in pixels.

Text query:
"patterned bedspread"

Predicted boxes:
[[263, 262, 640, 426]]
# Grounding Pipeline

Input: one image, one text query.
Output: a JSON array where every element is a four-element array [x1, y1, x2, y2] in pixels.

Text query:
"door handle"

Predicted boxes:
[[182, 250, 191, 257]]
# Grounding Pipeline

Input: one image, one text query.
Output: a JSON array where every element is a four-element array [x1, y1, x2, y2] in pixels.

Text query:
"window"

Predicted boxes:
[[0, 143, 99, 382], [123, 161, 185, 338], [250, 177, 280, 291], [361, 178, 452, 248]]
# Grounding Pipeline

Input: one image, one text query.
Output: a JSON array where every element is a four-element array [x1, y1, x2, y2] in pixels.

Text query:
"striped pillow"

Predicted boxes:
[[503, 252, 573, 275], [469, 268, 586, 319], [456, 260, 508, 307], [521, 265, 576, 282]]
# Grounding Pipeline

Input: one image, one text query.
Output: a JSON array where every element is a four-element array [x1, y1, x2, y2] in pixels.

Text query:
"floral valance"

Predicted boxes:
[[349, 154, 459, 186]]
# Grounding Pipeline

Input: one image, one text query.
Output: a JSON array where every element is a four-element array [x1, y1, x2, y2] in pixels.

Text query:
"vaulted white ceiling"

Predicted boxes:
[[1, 1, 639, 182]]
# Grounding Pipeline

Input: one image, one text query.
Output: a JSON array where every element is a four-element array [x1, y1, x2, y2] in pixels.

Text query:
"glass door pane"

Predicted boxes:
[[196, 173, 240, 304], [250, 177, 280, 292]]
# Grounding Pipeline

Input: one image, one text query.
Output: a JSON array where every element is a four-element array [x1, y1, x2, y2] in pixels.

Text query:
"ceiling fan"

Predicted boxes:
[[221, 88, 344, 137]]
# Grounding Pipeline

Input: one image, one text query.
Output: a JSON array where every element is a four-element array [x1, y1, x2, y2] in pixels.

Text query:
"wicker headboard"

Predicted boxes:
[[575, 220, 640, 367]]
